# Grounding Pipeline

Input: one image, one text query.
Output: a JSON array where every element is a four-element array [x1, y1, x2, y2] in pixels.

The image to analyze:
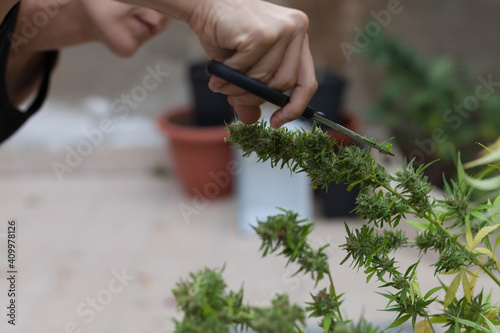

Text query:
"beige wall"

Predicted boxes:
[[50, 0, 500, 119], [275, 0, 500, 116]]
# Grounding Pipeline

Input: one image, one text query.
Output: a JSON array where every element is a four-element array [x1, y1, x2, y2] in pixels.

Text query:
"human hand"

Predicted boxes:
[[188, 0, 317, 128]]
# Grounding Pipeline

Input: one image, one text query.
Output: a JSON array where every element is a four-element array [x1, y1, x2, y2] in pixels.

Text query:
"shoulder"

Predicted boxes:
[[0, 1, 20, 24]]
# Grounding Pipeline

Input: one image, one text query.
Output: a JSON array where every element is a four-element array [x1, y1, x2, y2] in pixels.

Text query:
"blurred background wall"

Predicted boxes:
[[275, 0, 500, 117], [7, 0, 500, 148]]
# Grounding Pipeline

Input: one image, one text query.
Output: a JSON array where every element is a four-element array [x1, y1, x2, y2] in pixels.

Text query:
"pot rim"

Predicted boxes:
[[158, 105, 230, 144]]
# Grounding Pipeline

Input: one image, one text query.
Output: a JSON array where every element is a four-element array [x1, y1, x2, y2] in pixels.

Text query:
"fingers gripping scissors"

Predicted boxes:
[[206, 60, 394, 156]]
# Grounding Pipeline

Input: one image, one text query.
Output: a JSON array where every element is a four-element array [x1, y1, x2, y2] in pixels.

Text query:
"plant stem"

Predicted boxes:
[[422, 311, 437, 333], [427, 213, 500, 287], [327, 272, 344, 322], [375, 179, 500, 288]]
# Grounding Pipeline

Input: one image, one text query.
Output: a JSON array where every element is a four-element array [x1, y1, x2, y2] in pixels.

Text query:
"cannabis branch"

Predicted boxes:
[[172, 121, 500, 333]]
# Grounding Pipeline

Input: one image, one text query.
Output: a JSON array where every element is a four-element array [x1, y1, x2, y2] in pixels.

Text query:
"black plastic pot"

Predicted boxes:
[[189, 62, 235, 127], [321, 181, 360, 217], [308, 70, 360, 218], [309, 70, 346, 124], [318, 117, 362, 218]]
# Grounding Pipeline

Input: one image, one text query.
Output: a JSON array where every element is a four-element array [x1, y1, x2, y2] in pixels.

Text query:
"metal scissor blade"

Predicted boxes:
[[312, 113, 395, 156], [206, 60, 395, 156]]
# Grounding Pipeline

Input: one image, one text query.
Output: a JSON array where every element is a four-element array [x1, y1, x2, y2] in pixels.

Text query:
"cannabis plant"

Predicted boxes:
[[172, 121, 500, 333], [362, 31, 500, 187]]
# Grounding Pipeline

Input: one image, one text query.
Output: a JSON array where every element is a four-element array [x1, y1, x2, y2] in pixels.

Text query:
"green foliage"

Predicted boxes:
[[363, 31, 500, 175], [253, 209, 330, 286], [225, 121, 391, 190], [172, 267, 306, 333], [173, 122, 500, 332], [305, 288, 343, 332]]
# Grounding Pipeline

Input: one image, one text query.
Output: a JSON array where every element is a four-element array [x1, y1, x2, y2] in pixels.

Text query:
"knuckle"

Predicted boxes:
[[281, 17, 297, 37], [310, 78, 319, 93], [291, 10, 309, 31], [252, 24, 278, 48]]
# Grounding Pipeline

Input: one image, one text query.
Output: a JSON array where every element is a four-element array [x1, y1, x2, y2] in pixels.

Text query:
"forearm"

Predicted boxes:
[[118, 0, 316, 128], [115, 0, 216, 23]]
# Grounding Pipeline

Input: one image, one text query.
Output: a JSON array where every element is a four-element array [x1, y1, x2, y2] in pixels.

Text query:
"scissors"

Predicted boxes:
[[206, 60, 394, 156]]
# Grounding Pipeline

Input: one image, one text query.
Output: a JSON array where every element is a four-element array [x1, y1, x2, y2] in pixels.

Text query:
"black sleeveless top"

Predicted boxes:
[[0, 3, 58, 144]]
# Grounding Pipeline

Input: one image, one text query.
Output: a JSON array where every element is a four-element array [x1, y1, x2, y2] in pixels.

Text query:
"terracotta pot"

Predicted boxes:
[[158, 105, 234, 198], [324, 114, 362, 146]]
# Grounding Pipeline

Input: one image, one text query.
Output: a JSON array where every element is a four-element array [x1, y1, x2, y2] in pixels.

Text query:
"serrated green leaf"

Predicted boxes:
[[347, 179, 364, 192], [444, 270, 463, 308], [366, 271, 376, 284], [488, 204, 500, 224], [406, 220, 429, 230], [467, 175, 500, 191], [457, 158, 466, 183], [425, 286, 443, 300], [466, 226, 474, 249], [386, 314, 411, 329], [429, 316, 448, 324], [409, 284, 415, 304], [452, 316, 492, 333], [480, 314, 500, 333], [471, 211, 490, 223], [323, 315, 332, 333]]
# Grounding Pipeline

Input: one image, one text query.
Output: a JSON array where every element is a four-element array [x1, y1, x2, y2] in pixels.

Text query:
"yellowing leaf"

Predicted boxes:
[[462, 271, 472, 303], [464, 147, 500, 169], [473, 247, 497, 260], [411, 280, 423, 301], [415, 319, 432, 333], [440, 269, 460, 275], [485, 308, 498, 321], [467, 269, 480, 297], [466, 226, 474, 249], [480, 313, 500, 332], [472, 225, 500, 249], [444, 270, 463, 308], [494, 232, 500, 252]]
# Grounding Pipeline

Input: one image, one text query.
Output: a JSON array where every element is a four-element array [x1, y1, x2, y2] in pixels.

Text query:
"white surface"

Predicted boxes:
[[236, 108, 314, 234], [236, 150, 314, 234], [2, 97, 164, 151]]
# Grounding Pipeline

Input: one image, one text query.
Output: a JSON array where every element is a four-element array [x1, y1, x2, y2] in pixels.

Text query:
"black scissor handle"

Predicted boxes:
[[206, 60, 315, 119]]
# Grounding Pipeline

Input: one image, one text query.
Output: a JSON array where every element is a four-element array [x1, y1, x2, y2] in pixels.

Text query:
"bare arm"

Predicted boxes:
[[115, 0, 202, 22], [116, 0, 317, 128]]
